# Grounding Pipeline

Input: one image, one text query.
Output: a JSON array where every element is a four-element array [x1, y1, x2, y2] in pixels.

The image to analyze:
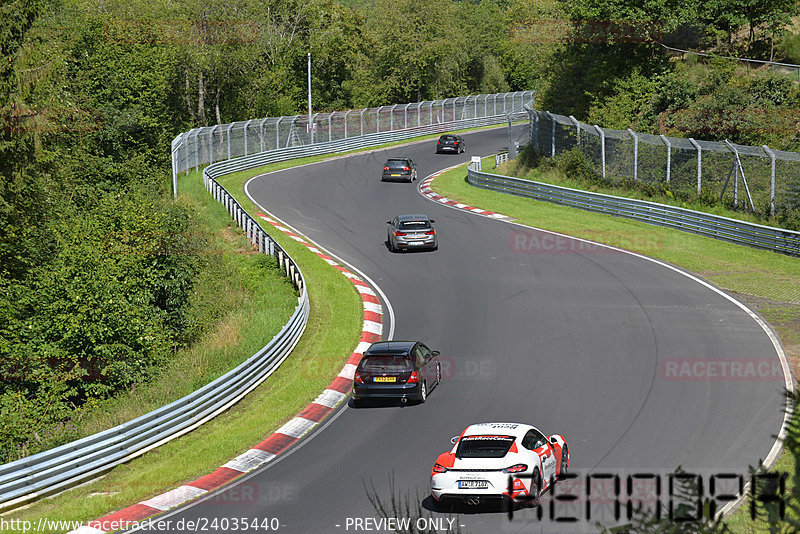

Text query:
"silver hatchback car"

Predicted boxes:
[[387, 214, 437, 252]]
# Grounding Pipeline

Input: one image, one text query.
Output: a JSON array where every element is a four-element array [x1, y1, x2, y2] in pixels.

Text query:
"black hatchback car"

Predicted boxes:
[[381, 157, 417, 182], [353, 341, 441, 406], [436, 134, 465, 154]]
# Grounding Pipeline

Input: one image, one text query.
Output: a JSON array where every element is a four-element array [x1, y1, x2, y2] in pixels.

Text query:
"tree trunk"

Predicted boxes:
[[185, 67, 196, 122], [198, 70, 206, 125], [215, 83, 222, 125]]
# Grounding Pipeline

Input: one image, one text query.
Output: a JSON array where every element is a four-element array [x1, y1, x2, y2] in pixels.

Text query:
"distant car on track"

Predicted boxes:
[[381, 157, 417, 182], [436, 134, 465, 154], [352, 341, 441, 406], [430, 422, 569, 508], [386, 214, 437, 252]]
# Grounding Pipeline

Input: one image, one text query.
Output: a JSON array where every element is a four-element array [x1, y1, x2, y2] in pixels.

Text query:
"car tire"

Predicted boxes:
[[419, 380, 427, 404], [559, 446, 569, 477], [530, 469, 542, 507]]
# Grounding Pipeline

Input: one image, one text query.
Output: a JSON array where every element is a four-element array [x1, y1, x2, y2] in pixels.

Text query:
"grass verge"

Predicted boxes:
[[433, 158, 800, 532]]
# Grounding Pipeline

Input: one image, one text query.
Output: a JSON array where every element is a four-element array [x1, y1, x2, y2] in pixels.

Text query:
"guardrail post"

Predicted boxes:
[[762, 145, 777, 216], [627, 129, 639, 181], [689, 138, 702, 195], [659, 135, 671, 184], [569, 115, 581, 146], [595, 125, 606, 179]]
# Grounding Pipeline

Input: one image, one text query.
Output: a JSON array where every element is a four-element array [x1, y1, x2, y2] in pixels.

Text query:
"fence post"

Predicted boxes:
[[429, 101, 434, 125], [328, 113, 332, 142], [689, 138, 702, 195], [569, 116, 581, 146], [627, 129, 639, 181], [275, 117, 282, 150], [493, 93, 498, 116], [360, 109, 365, 136], [376, 106, 383, 133], [244, 120, 251, 156], [595, 125, 606, 179], [390, 104, 397, 131], [404, 103, 411, 129], [226, 124, 232, 160], [545, 111, 556, 157], [659, 135, 671, 184], [762, 145, 776, 216], [344, 110, 351, 138], [474, 95, 478, 118], [260, 118, 267, 152], [209, 126, 217, 167]]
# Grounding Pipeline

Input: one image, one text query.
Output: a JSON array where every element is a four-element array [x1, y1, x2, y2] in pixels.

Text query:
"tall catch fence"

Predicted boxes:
[[172, 91, 534, 182], [529, 110, 800, 222]]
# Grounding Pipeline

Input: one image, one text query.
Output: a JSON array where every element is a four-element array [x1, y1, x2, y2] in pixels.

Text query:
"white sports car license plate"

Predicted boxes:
[[458, 480, 489, 489], [409, 241, 424, 245]]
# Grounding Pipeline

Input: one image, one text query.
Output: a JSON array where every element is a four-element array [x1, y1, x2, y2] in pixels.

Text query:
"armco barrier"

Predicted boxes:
[[0, 93, 533, 512], [467, 163, 800, 256]]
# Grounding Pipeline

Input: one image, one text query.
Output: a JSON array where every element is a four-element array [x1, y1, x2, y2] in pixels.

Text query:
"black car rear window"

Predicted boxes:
[[386, 160, 409, 168], [440, 136, 456, 141], [399, 220, 431, 230], [456, 435, 515, 458], [359, 355, 412, 371]]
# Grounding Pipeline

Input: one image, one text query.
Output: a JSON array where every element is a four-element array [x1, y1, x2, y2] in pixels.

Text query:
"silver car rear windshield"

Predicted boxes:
[[386, 160, 409, 168], [456, 436, 515, 458], [399, 221, 431, 230]]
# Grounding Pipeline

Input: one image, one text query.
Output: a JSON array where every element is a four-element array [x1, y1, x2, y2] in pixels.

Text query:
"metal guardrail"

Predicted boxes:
[[468, 164, 800, 256], [660, 43, 800, 82], [0, 93, 534, 512]]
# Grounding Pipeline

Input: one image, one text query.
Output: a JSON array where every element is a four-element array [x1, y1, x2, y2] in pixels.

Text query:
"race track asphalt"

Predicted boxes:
[[149, 126, 787, 533]]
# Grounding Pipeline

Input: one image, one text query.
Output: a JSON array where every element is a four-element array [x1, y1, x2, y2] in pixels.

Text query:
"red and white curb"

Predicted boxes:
[[70, 215, 382, 534], [418, 166, 512, 221]]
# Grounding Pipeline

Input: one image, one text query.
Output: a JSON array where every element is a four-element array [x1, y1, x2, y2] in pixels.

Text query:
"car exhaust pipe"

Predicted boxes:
[[401, 397, 408, 404]]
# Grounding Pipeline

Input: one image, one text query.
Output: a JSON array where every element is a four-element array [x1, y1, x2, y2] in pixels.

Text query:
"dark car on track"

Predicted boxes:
[[381, 157, 417, 182], [436, 134, 465, 154], [387, 214, 437, 252], [352, 341, 441, 406]]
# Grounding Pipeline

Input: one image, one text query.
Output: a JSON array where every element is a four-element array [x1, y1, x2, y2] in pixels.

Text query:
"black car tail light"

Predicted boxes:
[[407, 371, 419, 384], [384, 166, 389, 171], [354, 372, 364, 384], [403, 166, 410, 171]]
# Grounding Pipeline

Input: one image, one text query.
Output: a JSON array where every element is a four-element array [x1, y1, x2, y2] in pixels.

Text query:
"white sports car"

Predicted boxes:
[[430, 422, 569, 507]]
